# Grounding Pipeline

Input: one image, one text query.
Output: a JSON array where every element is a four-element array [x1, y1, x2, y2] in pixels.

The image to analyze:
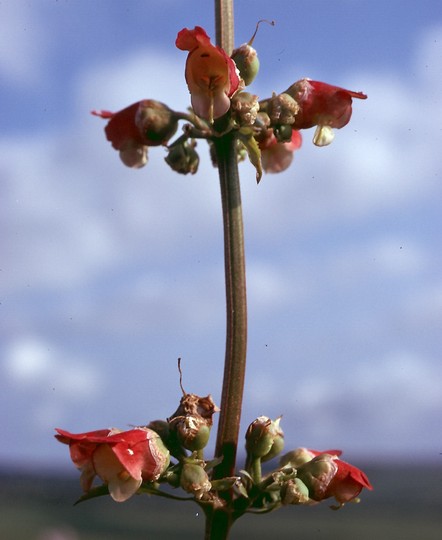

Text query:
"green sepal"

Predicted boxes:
[[237, 129, 262, 183]]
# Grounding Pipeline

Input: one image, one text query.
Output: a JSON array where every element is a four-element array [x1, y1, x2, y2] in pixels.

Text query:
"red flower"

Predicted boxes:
[[285, 79, 367, 146], [295, 449, 373, 505], [92, 100, 178, 168], [176, 26, 240, 122], [287, 79, 367, 129], [259, 129, 302, 173], [324, 457, 373, 504], [55, 427, 170, 502]]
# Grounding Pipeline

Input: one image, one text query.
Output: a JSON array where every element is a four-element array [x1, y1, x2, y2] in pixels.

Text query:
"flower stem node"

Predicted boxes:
[[165, 139, 199, 175]]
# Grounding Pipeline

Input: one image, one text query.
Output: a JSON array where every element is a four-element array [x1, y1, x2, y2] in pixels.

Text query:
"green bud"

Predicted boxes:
[[273, 124, 293, 144], [174, 416, 211, 452], [231, 43, 260, 86], [245, 416, 284, 460], [281, 478, 310, 505], [180, 462, 211, 500], [165, 140, 199, 175]]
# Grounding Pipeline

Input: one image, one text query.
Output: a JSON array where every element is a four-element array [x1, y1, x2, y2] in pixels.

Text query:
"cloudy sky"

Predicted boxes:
[[1, 0, 441, 469]]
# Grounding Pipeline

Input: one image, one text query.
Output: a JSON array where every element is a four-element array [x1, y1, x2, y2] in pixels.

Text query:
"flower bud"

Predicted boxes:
[[281, 478, 310, 505], [165, 140, 199, 175], [168, 392, 219, 452], [245, 416, 284, 460], [180, 462, 211, 500], [273, 124, 293, 144], [231, 92, 260, 126], [231, 42, 260, 86], [172, 415, 211, 452]]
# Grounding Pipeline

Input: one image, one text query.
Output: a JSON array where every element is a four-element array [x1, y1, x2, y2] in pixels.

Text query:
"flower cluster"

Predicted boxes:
[[56, 412, 372, 512], [93, 26, 366, 180], [242, 417, 372, 511]]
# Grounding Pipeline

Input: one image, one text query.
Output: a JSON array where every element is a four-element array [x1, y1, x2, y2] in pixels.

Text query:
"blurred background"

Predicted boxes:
[[1, 2, 441, 535]]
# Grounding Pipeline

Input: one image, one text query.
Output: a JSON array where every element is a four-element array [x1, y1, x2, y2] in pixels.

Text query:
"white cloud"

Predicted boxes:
[[2, 336, 105, 431], [4, 337, 53, 383], [0, 1, 49, 85]]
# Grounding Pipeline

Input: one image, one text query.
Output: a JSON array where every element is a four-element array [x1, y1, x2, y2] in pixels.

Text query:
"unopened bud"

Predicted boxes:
[[273, 124, 293, 144], [180, 462, 211, 500], [231, 42, 260, 86], [245, 416, 284, 460], [173, 415, 211, 452], [165, 140, 199, 175], [168, 392, 219, 451], [281, 478, 310, 505]]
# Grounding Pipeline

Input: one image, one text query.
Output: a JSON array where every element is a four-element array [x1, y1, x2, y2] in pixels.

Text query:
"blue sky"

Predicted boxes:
[[1, 0, 441, 469]]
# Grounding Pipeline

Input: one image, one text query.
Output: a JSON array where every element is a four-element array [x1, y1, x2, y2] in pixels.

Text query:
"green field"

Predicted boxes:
[[1, 464, 440, 539]]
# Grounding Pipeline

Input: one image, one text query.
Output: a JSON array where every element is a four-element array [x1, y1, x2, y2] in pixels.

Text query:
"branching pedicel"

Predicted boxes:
[[56, 20, 371, 540]]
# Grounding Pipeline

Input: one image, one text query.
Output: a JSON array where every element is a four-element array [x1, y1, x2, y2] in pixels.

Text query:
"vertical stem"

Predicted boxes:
[[213, 133, 247, 481], [215, 0, 234, 54], [204, 3, 247, 538], [205, 131, 247, 540]]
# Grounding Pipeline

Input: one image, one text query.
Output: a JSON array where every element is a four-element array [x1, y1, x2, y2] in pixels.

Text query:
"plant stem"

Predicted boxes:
[[213, 132, 247, 482], [203, 3, 247, 538], [215, 0, 234, 54], [204, 130, 247, 540]]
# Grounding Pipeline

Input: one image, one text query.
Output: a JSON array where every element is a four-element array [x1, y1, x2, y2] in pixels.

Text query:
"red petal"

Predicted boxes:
[[176, 26, 211, 51]]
